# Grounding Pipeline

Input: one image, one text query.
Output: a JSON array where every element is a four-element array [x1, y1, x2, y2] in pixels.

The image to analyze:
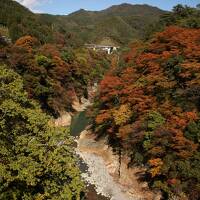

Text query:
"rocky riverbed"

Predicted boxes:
[[76, 130, 161, 200]]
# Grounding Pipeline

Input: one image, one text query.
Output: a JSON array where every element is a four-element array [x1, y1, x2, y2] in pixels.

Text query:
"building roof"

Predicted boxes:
[[85, 44, 120, 48]]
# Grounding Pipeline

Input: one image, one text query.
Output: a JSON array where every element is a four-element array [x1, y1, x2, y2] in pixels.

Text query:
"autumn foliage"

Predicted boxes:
[[93, 26, 200, 199], [1, 35, 110, 116], [15, 35, 39, 51]]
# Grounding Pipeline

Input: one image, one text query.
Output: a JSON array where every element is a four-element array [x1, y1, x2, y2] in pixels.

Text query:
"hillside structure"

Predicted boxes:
[[85, 44, 119, 54]]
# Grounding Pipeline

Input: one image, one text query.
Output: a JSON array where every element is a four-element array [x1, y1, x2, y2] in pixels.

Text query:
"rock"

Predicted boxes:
[[87, 83, 98, 101], [54, 112, 72, 127], [141, 182, 148, 189], [76, 151, 136, 200], [81, 97, 90, 105], [153, 193, 162, 200], [72, 97, 92, 112], [76, 130, 159, 200]]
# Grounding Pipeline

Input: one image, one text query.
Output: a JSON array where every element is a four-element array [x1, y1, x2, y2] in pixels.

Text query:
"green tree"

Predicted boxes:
[[172, 4, 193, 17], [0, 65, 84, 200], [185, 121, 200, 143]]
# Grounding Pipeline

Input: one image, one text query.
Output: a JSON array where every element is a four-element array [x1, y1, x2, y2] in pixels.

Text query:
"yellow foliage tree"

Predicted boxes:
[[148, 158, 163, 177], [113, 104, 132, 125]]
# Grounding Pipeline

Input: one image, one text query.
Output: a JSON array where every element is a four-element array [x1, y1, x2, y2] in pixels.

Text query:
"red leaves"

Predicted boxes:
[[39, 44, 61, 58], [95, 25, 200, 150], [93, 25, 200, 199], [100, 75, 122, 90], [148, 158, 163, 177], [167, 110, 199, 130], [123, 41, 143, 63], [99, 75, 123, 102], [167, 178, 178, 185], [185, 111, 198, 121], [151, 26, 200, 60], [169, 128, 198, 158], [95, 110, 112, 124]]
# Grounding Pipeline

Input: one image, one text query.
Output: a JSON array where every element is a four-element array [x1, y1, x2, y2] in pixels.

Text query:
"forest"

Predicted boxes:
[[0, 1, 200, 200], [92, 4, 200, 200], [0, 4, 110, 198], [0, 35, 110, 116], [0, 0, 165, 45]]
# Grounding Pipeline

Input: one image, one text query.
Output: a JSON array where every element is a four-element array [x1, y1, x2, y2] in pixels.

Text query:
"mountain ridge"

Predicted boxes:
[[60, 3, 166, 45], [0, 0, 166, 45]]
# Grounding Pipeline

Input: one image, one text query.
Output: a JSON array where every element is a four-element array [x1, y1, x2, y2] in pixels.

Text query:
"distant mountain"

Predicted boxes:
[[62, 3, 166, 45], [0, 0, 166, 45]]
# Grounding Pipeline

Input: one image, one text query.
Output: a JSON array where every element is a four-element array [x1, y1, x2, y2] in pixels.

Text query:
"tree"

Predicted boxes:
[[93, 26, 200, 199], [0, 65, 84, 199], [15, 35, 39, 52], [173, 4, 189, 17], [113, 104, 132, 125]]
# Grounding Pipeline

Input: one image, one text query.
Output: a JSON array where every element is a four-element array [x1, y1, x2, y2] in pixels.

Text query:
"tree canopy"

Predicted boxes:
[[144, 4, 200, 40], [92, 26, 200, 199], [0, 65, 84, 199], [0, 35, 110, 116]]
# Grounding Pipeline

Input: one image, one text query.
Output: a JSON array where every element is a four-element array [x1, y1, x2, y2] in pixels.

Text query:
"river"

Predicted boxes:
[[70, 111, 109, 200], [70, 110, 159, 200]]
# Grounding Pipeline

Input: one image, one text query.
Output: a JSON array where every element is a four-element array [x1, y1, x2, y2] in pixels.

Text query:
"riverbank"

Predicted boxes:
[[76, 130, 161, 200], [52, 83, 161, 200]]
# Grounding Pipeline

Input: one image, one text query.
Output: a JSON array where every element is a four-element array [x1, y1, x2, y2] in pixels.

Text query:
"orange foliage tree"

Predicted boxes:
[[93, 26, 200, 199], [15, 35, 39, 52]]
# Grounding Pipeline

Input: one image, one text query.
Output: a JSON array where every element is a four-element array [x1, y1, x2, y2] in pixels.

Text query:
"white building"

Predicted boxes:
[[85, 44, 119, 54]]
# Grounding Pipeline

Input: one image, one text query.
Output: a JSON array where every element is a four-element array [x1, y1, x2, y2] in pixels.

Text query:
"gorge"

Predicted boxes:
[[1, 1, 200, 200], [54, 84, 161, 200]]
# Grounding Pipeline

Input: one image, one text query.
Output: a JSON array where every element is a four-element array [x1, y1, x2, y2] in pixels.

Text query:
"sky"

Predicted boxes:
[[15, 0, 200, 15]]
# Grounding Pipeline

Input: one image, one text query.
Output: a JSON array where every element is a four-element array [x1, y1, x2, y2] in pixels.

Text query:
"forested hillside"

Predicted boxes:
[[0, 0, 55, 42], [0, 66, 85, 199], [1, 1, 200, 199], [145, 4, 200, 40], [0, 0, 165, 45], [0, 1, 111, 197], [0, 6, 110, 199], [61, 3, 165, 45], [92, 6, 200, 200], [0, 35, 110, 116]]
